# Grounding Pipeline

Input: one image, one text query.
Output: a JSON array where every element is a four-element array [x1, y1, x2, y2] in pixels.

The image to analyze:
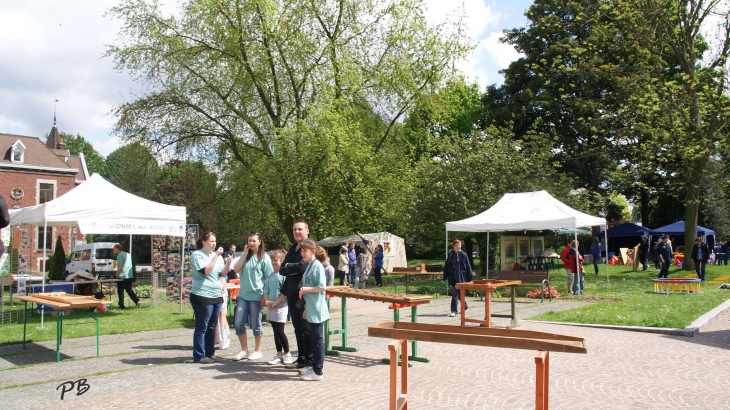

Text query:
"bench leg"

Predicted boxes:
[[535, 351, 549, 410]]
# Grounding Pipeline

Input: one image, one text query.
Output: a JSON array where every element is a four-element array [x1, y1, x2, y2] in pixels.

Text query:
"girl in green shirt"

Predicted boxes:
[[298, 239, 328, 381]]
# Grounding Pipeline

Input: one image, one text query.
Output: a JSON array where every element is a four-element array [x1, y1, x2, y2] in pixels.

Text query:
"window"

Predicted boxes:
[[519, 239, 530, 257], [10, 140, 25, 163], [533, 240, 544, 256], [39, 183, 54, 204], [81, 250, 91, 261], [37, 226, 53, 251], [504, 240, 515, 264], [95, 248, 115, 260], [74, 251, 82, 261]]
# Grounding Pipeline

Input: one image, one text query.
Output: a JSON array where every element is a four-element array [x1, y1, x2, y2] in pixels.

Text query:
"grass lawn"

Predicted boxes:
[[0, 297, 195, 346], [527, 263, 730, 328]]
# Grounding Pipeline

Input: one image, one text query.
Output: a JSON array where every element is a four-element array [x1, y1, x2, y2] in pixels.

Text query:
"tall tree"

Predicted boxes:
[[105, 0, 469, 239], [101, 142, 160, 198], [637, 0, 730, 269], [60, 132, 106, 175]]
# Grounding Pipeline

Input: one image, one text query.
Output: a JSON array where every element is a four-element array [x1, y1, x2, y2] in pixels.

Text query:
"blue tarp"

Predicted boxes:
[[649, 221, 715, 236], [597, 222, 651, 238]]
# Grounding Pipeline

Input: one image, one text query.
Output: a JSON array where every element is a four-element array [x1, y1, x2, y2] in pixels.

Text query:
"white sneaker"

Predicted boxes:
[[448, 313, 456, 317], [233, 351, 248, 361], [268, 356, 282, 365], [282, 354, 294, 365], [248, 351, 263, 360], [300, 370, 323, 381], [298, 366, 313, 374]]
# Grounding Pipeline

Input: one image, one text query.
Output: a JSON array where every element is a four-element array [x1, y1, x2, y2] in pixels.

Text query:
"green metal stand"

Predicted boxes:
[[325, 297, 358, 356], [382, 304, 429, 367], [22, 301, 102, 362]]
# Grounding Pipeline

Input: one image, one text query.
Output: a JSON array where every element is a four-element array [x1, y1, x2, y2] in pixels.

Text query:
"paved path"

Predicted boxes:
[[0, 295, 728, 409]]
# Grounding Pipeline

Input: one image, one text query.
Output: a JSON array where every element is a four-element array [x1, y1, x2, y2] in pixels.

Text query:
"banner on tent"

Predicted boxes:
[[78, 219, 185, 236]]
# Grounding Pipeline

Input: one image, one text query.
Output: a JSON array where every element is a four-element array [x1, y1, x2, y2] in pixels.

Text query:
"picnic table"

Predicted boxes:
[[18, 292, 110, 362], [455, 279, 522, 328]]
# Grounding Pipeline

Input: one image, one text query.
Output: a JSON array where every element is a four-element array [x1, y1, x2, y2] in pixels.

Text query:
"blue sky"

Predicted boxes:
[[0, 0, 534, 156]]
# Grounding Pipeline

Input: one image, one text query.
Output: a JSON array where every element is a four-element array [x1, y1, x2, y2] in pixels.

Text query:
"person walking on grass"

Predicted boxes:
[[691, 237, 710, 281], [113, 244, 139, 309], [588, 237, 602, 275], [443, 239, 473, 317], [263, 249, 293, 366], [638, 236, 650, 271], [298, 240, 329, 381], [189, 231, 233, 363], [231, 232, 273, 362], [657, 235, 672, 279], [567, 241, 584, 295], [561, 240, 575, 293]]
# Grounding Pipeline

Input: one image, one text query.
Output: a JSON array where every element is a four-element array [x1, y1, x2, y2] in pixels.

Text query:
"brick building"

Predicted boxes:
[[1, 120, 88, 271]]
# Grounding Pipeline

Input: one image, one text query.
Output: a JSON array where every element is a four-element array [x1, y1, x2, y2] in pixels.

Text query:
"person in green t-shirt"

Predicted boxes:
[[113, 244, 139, 309]]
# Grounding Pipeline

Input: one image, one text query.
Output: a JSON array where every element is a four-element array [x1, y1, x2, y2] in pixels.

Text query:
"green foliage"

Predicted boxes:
[[604, 194, 632, 225], [102, 142, 160, 198], [61, 132, 106, 175], [134, 284, 152, 298], [48, 236, 67, 281]]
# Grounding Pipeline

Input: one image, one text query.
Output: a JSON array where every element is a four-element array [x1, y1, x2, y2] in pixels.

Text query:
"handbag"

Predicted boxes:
[[360, 269, 370, 282]]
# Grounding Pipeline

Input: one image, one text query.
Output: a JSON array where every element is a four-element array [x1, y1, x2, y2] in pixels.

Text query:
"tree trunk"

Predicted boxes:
[[464, 237, 474, 269], [683, 157, 707, 271], [641, 186, 649, 227]]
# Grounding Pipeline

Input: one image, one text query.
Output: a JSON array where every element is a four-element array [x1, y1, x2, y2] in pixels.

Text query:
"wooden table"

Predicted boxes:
[[324, 287, 432, 363], [368, 321, 587, 410], [18, 292, 109, 362], [455, 279, 521, 328]]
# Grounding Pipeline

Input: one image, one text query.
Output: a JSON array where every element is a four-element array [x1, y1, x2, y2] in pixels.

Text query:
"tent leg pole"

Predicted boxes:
[[574, 224, 578, 295], [486, 232, 490, 278], [605, 228, 609, 284], [180, 227, 186, 314], [41, 220, 48, 329]]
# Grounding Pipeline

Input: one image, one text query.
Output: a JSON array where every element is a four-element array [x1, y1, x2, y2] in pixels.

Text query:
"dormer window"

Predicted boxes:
[[11, 140, 26, 164]]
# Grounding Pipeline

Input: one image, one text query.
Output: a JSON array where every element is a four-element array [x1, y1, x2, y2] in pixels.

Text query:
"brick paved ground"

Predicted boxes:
[[0, 295, 728, 409]]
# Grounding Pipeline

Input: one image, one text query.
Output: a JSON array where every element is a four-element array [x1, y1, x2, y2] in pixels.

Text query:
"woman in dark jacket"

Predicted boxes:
[[443, 239, 473, 317], [690, 237, 710, 281]]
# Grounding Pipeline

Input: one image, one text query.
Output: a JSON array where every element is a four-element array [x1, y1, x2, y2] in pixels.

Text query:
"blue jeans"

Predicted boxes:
[[572, 272, 584, 295], [191, 302, 222, 362], [235, 298, 263, 337], [450, 285, 467, 314], [694, 260, 706, 280], [308, 321, 325, 376]]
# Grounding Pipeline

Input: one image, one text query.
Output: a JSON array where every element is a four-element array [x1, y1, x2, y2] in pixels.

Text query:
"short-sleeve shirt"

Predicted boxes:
[[189, 249, 223, 299], [303, 259, 329, 323], [237, 253, 273, 301], [264, 271, 285, 308], [117, 251, 133, 279]]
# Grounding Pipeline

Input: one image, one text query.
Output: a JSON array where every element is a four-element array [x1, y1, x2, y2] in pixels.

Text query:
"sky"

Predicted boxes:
[[0, 0, 533, 157]]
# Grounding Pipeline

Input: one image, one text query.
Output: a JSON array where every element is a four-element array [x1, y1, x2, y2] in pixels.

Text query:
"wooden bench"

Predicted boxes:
[[393, 264, 444, 294], [488, 270, 552, 302]]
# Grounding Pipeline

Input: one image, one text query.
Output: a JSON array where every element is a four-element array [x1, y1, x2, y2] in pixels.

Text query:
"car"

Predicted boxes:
[[66, 242, 119, 279]]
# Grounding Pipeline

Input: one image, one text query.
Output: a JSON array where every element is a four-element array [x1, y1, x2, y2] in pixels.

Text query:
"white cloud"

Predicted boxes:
[[0, 1, 133, 154], [93, 136, 124, 157]]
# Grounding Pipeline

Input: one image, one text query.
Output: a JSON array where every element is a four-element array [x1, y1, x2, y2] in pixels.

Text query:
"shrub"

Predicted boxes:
[[525, 287, 560, 299], [135, 284, 152, 298], [48, 236, 66, 281]]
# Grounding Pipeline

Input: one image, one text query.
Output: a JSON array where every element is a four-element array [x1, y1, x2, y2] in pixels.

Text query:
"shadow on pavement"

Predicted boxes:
[[120, 356, 189, 366], [662, 329, 730, 350], [132, 344, 190, 351], [0, 344, 74, 367]]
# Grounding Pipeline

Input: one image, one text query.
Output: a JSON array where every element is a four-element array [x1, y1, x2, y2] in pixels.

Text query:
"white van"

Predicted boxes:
[[66, 243, 118, 279]]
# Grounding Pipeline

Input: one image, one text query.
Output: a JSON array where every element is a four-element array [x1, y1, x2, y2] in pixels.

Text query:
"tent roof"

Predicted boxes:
[[9, 174, 186, 235], [597, 222, 651, 238], [445, 190, 606, 232], [318, 232, 402, 248], [650, 221, 715, 236]]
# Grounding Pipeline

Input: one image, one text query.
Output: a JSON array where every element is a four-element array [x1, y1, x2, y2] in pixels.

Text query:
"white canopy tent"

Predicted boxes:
[[9, 174, 187, 321], [445, 191, 609, 284]]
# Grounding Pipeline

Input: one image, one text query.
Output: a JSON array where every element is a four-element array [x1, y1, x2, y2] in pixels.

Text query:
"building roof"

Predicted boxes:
[[67, 154, 88, 181], [0, 132, 79, 174]]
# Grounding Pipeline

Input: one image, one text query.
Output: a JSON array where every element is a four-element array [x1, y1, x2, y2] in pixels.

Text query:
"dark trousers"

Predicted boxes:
[[373, 266, 382, 286], [118, 278, 139, 308], [694, 259, 707, 281], [349, 266, 357, 284], [450, 285, 467, 314], [270, 321, 289, 353], [191, 302, 222, 362], [659, 261, 669, 278], [593, 261, 599, 275], [338, 270, 346, 285], [309, 321, 325, 376], [640, 254, 648, 271], [287, 294, 312, 364]]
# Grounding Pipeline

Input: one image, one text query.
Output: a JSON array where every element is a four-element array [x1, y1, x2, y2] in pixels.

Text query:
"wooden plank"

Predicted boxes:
[[325, 288, 432, 305], [368, 322, 587, 354], [17, 296, 71, 309]]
